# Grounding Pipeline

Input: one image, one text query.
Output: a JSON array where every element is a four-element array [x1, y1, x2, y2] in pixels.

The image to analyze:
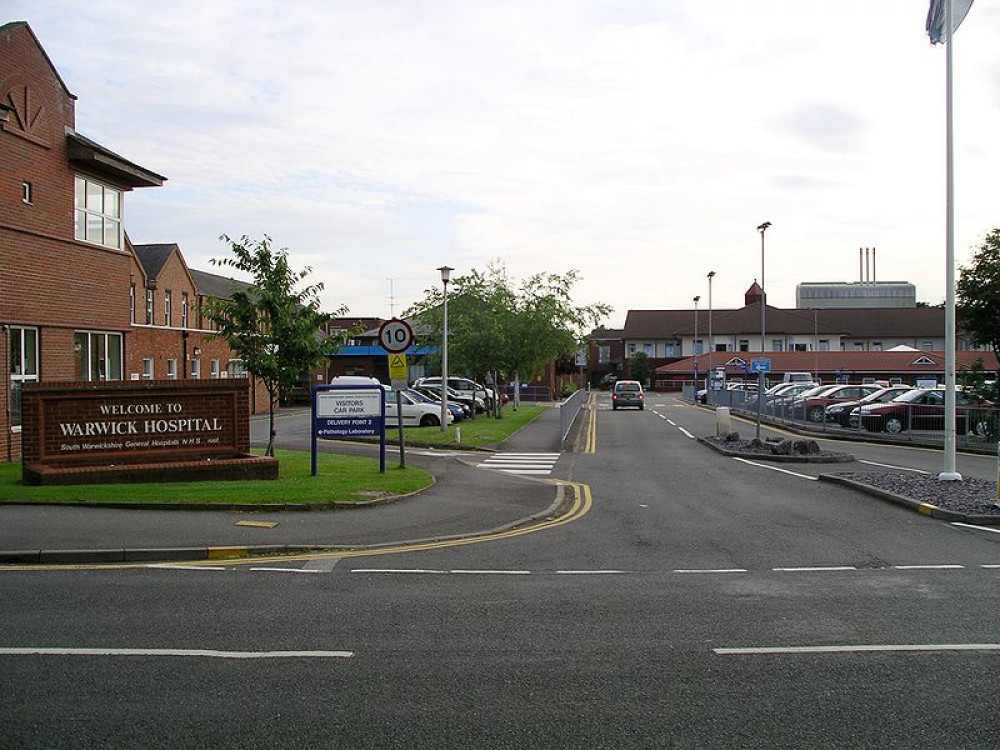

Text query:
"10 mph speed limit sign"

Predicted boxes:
[[378, 318, 414, 353]]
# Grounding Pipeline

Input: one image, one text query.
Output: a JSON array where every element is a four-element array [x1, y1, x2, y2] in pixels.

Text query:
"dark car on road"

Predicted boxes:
[[612, 380, 644, 410]]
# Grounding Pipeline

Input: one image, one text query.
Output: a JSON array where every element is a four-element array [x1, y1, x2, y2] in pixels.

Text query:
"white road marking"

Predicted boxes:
[[674, 568, 748, 574], [859, 459, 930, 474], [0, 647, 354, 659], [556, 570, 626, 575], [982, 565, 1000, 569], [303, 557, 341, 572], [732, 457, 817, 480], [249, 568, 323, 574], [478, 452, 559, 476], [667, 419, 677, 426], [715, 644, 1000, 656], [952, 523, 1000, 535], [351, 569, 447, 574], [677, 427, 696, 439], [773, 566, 857, 572], [450, 570, 531, 575], [894, 564, 964, 570], [145, 565, 226, 571]]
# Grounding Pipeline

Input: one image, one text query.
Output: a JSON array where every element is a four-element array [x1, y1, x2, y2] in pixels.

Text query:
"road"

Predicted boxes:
[[3, 393, 1000, 748]]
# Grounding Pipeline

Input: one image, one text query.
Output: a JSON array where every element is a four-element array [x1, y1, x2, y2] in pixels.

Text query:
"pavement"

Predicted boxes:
[[0, 403, 569, 565]]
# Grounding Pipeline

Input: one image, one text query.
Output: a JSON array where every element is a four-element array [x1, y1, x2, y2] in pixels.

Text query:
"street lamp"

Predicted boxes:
[[756, 221, 771, 439], [707, 271, 715, 377], [693, 295, 700, 402], [437, 265, 453, 431]]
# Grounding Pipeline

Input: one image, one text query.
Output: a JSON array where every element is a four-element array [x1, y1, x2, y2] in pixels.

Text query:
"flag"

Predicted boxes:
[[926, 0, 975, 44]]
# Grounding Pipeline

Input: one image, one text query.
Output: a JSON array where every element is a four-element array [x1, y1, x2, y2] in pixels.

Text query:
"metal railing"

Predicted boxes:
[[714, 392, 1000, 449], [560, 387, 588, 445]]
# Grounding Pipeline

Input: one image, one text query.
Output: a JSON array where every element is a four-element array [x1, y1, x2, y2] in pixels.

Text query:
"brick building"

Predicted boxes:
[[1, 22, 263, 461]]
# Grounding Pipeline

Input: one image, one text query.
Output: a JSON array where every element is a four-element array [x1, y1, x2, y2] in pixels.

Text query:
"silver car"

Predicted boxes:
[[612, 380, 644, 410]]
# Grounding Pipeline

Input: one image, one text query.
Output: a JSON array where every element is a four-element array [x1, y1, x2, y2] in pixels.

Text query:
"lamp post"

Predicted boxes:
[[756, 222, 771, 439], [707, 271, 715, 378], [437, 265, 453, 431], [693, 295, 700, 402]]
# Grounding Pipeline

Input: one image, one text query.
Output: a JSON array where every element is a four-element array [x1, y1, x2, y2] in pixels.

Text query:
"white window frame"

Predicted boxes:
[[166, 358, 178, 380], [146, 289, 154, 324], [164, 291, 172, 327], [74, 175, 122, 249], [181, 293, 189, 329], [227, 359, 248, 379], [210, 359, 220, 379], [142, 358, 154, 380], [9, 326, 39, 430], [130, 284, 136, 325], [21, 180, 32, 205], [190, 358, 201, 379]]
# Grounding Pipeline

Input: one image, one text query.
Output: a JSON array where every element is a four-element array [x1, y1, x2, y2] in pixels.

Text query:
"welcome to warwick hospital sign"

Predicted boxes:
[[20, 379, 275, 485]]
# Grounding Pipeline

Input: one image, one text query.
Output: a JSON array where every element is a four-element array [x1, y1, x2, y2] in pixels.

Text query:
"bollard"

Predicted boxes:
[[716, 406, 732, 437], [456, 426, 461, 444]]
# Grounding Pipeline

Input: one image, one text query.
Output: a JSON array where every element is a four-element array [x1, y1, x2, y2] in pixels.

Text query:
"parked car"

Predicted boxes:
[[765, 382, 818, 403], [405, 388, 465, 422], [411, 384, 472, 419], [826, 386, 914, 427], [599, 374, 619, 390], [785, 384, 844, 420], [612, 380, 644, 410], [414, 377, 488, 413], [797, 384, 883, 422], [382, 386, 454, 427], [858, 387, 991, 435]]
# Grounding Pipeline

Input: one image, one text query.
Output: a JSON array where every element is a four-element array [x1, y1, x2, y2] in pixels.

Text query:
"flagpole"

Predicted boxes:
[[940, 0, 961, 481]]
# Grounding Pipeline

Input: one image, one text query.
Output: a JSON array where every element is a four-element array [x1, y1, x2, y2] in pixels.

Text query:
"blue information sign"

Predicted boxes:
[[311, 384, 385, 474], [750, 357, 771, 373]]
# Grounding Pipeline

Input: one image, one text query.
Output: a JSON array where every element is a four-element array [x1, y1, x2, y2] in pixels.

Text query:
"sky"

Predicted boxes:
[[10, 1, 1000, 328]]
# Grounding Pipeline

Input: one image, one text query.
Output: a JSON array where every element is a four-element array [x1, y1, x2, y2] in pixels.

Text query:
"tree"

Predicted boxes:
[[628, 351, 651, 386], [406, 263, 611, 410], [957, 228, 1000, 355], [203, 235, 344, 456]]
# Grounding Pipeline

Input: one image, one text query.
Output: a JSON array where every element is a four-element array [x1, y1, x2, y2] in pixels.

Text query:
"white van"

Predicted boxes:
[[782, 372, 815, 384]]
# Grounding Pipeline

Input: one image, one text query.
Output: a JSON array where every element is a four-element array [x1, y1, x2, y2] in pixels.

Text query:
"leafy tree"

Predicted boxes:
[[203, 235, 344, 456], [406, 263, 610, 410], [957, 228, 1000, 355], [628, 351, 651, 385]]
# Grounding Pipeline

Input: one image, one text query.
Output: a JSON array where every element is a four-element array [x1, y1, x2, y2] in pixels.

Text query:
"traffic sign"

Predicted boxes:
[[388, 353, 408, 391], [750, 357, 771, 373], [378, 318, 414, 353]]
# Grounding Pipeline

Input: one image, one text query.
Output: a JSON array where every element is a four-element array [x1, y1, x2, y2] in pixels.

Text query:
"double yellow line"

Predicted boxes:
[[2, 481, 594, 571], [584, 392, 598, 454]]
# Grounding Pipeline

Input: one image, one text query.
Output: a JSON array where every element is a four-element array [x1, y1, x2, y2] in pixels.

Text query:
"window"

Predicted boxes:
[[693, 340, 703, 355], [598, 345, 610, 364], [819, 340, 830, 351], [772, 340, 784, 352], [74, 331, 122, 381], [181, 293, 189, 329], [142, 358, 154, 380], [923, 341, 935, 350], [164, 291, 172, 326], [872, 342, 883, 351], [146, 289, 154, 324], [854, 342, 865, 351], [738, 340, 749, 352], [166, 358, 178, 380], [9, 326, 39, 429], [210, 359, 220, 379], [643, 344, 654, 357], [190, 359, 201, 379], [21, 181, 32, 204], [74, 176, 122, 249], [227, 359, 248, 378], [664, 344, 676, 357], [130, 284, 136, 324], [793, 343, 808, 352], [626, 343, 636, 356]]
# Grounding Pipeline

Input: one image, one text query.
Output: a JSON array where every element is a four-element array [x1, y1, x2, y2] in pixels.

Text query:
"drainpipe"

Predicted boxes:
[[2, 324, 10, 463], [182, 329, 189, 379]]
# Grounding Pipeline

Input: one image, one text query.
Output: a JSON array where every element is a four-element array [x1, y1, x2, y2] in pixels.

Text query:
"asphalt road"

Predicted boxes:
[[3, 394, 1000, 748]]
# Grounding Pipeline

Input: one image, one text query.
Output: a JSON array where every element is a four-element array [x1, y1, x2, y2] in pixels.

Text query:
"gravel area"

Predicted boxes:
[[704, 435, 851, 461], [833, 471, 1000, 518]]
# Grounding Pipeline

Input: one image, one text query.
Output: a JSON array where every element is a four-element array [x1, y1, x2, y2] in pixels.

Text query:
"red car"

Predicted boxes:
[[859, 388, 992, 435], [797, 384, 882, 423]]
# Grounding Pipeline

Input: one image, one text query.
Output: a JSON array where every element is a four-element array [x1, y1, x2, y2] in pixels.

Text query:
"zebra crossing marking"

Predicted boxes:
[[477, 452, 560, 476]]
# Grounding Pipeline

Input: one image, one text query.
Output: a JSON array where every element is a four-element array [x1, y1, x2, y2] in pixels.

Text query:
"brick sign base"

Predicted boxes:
[[20, 380, 277, 485]]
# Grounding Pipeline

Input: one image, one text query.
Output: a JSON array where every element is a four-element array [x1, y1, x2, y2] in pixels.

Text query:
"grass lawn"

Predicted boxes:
[[386, 404, 547, 447], [0, 448, 433, 505]]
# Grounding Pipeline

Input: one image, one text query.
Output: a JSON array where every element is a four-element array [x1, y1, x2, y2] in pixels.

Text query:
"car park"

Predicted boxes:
[[797, 384, 882, 422], [414, 377, 489, 413], [411, 384, 472, 419], [383, 386, 454, 427], [858, 387, 991, 435], [826, 385, 913, 427], [612, 380, 644, 410], [405, 388, 465, 422]]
